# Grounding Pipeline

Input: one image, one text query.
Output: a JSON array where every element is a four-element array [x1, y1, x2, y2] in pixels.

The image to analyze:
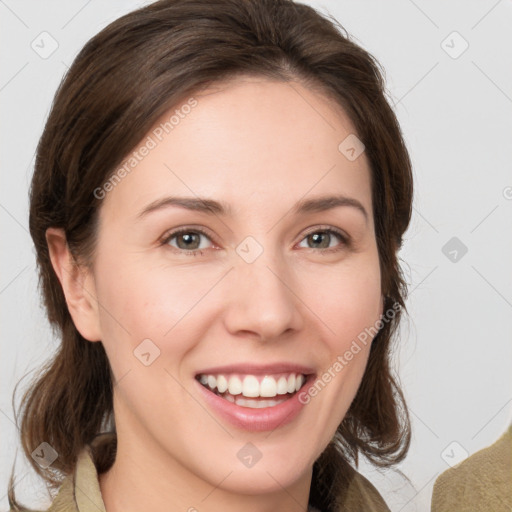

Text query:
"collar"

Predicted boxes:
[[48, 433, 113, 512]]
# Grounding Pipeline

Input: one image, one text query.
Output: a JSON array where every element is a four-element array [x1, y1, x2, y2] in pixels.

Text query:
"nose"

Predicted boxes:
[[223, 251, 304, 342]]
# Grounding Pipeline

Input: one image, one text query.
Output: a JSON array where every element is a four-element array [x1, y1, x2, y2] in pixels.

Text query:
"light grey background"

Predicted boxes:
[[1, 1, 511, 511]]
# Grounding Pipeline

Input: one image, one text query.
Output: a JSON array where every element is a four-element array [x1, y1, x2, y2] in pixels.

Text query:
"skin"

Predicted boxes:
[[47, 76, 383, 512]]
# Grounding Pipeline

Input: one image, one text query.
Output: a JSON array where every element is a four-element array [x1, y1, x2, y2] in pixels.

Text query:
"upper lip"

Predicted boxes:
[[195, 362, 316, 376]]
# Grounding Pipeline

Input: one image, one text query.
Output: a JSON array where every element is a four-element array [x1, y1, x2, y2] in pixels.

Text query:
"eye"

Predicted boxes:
[[297, 227, 349, 254], [160, 225, 350, 257], [161, 227, 214, 256]]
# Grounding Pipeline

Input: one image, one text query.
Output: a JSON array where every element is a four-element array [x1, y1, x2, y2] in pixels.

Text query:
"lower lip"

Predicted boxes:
[[195, 376, 314, 432]]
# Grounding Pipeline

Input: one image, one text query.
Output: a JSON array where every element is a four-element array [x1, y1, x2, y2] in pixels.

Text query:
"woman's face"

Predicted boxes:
[[82, 77, 383, 495]]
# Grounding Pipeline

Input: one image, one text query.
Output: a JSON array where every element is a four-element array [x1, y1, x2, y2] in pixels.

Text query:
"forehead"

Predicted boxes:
[[100, 76, 372, 224]]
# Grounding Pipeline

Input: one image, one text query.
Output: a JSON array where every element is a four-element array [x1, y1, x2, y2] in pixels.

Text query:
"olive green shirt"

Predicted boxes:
[[13, 433, 390, 512], [431, 423, 512, 512]]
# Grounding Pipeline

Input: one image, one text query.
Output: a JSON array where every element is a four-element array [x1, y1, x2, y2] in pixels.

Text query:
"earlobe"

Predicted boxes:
[[45, 227, 102, 342]]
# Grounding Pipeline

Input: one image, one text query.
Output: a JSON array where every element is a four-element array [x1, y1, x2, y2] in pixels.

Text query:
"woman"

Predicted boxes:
[[8, 0, 413, 510]]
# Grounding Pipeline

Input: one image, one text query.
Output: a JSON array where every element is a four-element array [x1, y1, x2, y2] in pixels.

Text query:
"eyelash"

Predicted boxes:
[[160, 226, 350, 257]]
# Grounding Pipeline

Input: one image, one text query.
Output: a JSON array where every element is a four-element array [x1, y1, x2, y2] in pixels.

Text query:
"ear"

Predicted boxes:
[[45, 227, 102, 342]]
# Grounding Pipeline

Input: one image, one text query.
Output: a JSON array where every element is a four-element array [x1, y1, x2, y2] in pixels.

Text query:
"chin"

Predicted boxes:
[[213, 466, 310, 495]]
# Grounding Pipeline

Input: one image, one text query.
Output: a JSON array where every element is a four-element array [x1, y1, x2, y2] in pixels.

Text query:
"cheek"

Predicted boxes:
[[91, 250, 210, 377], [95, 249, 210, 331], [305, 257, 382, 350]]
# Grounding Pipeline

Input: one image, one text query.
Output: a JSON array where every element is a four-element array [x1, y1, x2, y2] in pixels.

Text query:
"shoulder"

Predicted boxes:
[[341, 466, 391, 512], [431, 423, 512, 512], [8, 433, 114, 512]]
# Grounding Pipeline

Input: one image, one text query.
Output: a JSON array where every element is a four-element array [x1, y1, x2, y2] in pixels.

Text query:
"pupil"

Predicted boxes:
[[310, 232, 328, 248], [179, 233, 199, 249]]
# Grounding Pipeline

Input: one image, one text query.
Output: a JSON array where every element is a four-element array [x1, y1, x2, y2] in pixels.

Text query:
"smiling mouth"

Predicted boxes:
[[195, 372, 311, 409]]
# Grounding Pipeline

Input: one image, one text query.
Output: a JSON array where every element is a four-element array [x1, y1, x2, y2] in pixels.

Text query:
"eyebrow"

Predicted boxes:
[[136, 194, 368, 223]]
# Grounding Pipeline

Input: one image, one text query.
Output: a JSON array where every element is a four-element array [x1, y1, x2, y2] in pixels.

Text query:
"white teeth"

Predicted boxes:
[[260, 376, 277, 397], [207, 375, 217, 390], [224, 393, 235, 403], [295, 374, 304, 391], [276, 376, 289, 395], [198, 372, 307, 398], [242, 375, 260, 397], [287, 374, 296, 393], [234, 395, 289, 408], [217, 375, 228, 393], [228, 376, 243, 395]]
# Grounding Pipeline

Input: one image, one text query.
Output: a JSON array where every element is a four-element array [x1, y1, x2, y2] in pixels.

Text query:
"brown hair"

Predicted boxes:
[[8, 0, 413, 510]]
